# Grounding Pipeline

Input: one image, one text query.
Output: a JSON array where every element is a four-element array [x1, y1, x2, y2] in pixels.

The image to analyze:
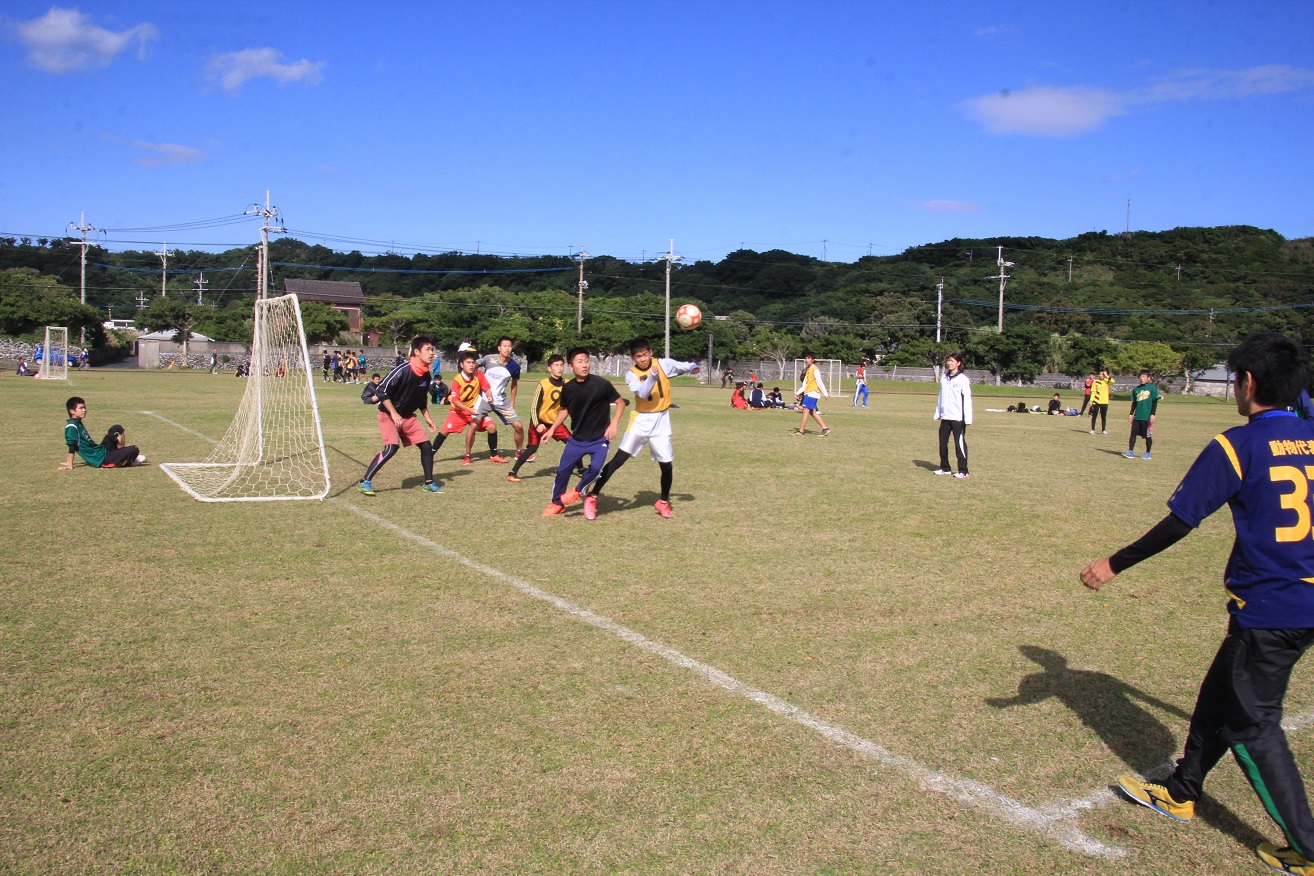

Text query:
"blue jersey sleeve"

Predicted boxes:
[[1166, 437, 1241, 528]]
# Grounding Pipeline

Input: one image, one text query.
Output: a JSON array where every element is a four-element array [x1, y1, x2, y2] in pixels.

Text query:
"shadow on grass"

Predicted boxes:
[[987, 646, 1189, 775], [912, 459, 946, 472]]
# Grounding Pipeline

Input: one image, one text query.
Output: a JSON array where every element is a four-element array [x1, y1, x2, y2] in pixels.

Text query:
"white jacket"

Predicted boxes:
[[933, 369, 973, 425]]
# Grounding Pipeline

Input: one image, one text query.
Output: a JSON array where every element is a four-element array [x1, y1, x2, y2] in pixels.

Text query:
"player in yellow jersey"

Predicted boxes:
[[1088, 369, 1115, 434], [585, 337, 700, 519], [791, 351, 831, 436], [506, 353, 576, 483]]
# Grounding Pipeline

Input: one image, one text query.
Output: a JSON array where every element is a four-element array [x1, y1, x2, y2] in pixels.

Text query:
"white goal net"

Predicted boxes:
[[792, 358, 843, 398], [36, 326, 69, 380], [161, 294, 330, 502]]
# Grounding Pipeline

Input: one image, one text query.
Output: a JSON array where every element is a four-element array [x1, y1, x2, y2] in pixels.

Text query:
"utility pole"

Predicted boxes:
[[245, 192, 285, 299], [153, 241, 174, 298], [1067, 256, 1074, 282], [706, 330, 714, 385], [822, 239, 828, 261], [574, 248, 589, 333], [67, 211, 102, 344], [935, 277, 945, 343], [193, 272, 209, 306], [988, 246, 1014, 333], [658, 239, 682, 359], [1126, 198, 1131, 235], [1176, 263, 1183, 282]]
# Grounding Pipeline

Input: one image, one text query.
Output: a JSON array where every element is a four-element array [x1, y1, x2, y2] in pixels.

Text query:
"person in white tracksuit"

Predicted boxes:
[[933, 353, 973, 478]]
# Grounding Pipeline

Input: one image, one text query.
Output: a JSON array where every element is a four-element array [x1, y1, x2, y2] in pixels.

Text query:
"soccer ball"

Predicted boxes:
[[675, 304, 702, 330]]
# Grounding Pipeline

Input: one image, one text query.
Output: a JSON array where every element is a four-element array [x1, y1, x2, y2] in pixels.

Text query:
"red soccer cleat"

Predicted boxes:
[[654, 500, 674, 519], [506, 473, 522, 483], [583, 495, 598, 520], [560, 488, 581, 506], [461, 454, 473, 466], [489, 454, 509, 463], [542, 502, 565, 517]]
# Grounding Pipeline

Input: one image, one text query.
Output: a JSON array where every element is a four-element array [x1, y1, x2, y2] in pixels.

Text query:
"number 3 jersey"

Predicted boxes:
[[1167, 409, 1314, 628]]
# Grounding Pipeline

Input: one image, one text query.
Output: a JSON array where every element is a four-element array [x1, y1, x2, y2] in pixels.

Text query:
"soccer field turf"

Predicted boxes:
[[3, 369, 1310, 874]]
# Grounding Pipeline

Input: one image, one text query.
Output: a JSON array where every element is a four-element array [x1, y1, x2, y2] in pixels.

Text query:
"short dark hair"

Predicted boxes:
[[802, 351, 816, 360], [371, 373, 381, 379], [66, 396, 85, 414], [1139, 370, 1151, 377], [629, 337, 652, 355], [497, 336, 514, 347], [1227, 333, 1309, 408], [547, 353, 565, 366], [411, 335, 435, 354], [566, 347, 590, 364], [457, 350, 478, 365]]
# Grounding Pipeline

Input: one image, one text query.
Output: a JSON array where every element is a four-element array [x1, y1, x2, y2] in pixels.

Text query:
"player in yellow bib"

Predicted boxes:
[[585, 337, 700, 519]]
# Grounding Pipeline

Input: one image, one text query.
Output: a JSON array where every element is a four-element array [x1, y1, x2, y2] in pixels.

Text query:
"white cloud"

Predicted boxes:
[[206, 48, 325, 94], [16, 7, 158, 73], [914, 200, 984, 214], [962, 65, 1314, 137], [961, 86, 1124, 137], [102, 134, 206, 168]]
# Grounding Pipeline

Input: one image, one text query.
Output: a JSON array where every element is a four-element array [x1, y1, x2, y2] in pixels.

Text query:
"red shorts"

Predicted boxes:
[[528, 422, 571, 447], [441, 409, 492, 435], [378, 410, 429, 447]]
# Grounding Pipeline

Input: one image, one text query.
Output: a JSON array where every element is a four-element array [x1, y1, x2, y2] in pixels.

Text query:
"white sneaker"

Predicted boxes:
[[1102, 430, 1108, 435], [135, 454, 147, 465], [1090, 430, 1095, 435], [933, 469, 952, 475], [953, 472, 970, 479]]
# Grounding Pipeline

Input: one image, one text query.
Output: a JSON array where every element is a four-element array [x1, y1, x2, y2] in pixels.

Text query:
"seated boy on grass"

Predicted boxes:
[[60, 396, 145, 470]]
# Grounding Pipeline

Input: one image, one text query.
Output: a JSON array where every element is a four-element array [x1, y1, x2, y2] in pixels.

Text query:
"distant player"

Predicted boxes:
[[932, 352, 972, 478], [542, 349, 626, 517], [791, 352, 831, 436], [586, 338, 699, 519], [357, 336, 441, 496], [1080, 373, 1094, 415], [1081, 333, 1314, 875], [852, 361, 869, 407], [474, 337, 522, 464], [60, 397, 145, 470], [507, 353, 575, 483], [1089, 369, 1114, 435], [1123, 370, 1160, 460], [437, 351, 495, 467]]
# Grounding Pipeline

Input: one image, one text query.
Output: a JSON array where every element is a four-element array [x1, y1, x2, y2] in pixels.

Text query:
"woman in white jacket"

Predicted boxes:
[[933, 353, 973, 478]]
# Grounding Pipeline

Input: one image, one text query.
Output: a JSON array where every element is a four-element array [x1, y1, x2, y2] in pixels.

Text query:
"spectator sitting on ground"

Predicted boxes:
[[731, 382, 749, 410], [1010, 402, 1029, 413], [431, 374, 450, 405], [16, 358, 35, 376], [767, 387, 784, 408], [748, 382, 766, 409], [1047, 394, 1063, 415]]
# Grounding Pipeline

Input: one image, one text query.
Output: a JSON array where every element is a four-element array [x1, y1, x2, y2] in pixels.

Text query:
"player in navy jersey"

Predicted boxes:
[[1080, 333, 1314, 874]]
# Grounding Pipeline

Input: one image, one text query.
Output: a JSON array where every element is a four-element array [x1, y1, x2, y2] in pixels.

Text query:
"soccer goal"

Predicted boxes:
[[792, 358, 843, 398], [35, 326, 69, 380], [161, 294, 331, 502]]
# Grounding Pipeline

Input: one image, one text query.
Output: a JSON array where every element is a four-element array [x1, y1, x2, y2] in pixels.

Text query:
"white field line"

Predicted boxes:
[[337, 498, 1120, 859], [142, 408, 1314, 858]]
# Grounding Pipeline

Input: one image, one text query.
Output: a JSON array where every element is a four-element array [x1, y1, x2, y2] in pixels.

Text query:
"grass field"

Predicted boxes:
[[3, 368, 1310, 874]]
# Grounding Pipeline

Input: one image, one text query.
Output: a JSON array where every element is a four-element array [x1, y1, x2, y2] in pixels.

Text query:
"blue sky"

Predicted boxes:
[[2, 1, 1311, 263]]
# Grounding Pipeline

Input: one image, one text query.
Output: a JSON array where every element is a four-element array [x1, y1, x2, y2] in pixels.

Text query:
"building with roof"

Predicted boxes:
[[283, 278, 366, 341]]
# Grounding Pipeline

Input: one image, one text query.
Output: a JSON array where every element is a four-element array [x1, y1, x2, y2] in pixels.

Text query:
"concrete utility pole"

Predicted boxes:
[[245, 192, 285, 299], [193, 272, 209, 306], [1067, 256, 1074, 282], [153, 241, 174, 298], [575, 249, 589, 333], [988, 246, 1014, 333], [658, 240, 682, 359], [67, 211, 102, 344], [935, 277, 945, 343]]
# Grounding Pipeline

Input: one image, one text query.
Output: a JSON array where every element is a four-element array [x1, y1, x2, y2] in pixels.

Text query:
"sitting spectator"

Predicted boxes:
[[767, 387, 784, 409], [60, 397, 145, 470], [362, 373, 384, 405], [1015, 402, 1030, 413], [730, 382, 749, 410], [16, 358, 34, 376], [748, 382, 766, 409], [431, 374, 450, 405], [1047, 393, 1063, 415]]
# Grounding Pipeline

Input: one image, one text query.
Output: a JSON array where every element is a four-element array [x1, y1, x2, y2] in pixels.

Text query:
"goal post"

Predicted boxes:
[[161, 294, 330, 502], [36, 326, 69, 380], [792, 358, 843, 398]]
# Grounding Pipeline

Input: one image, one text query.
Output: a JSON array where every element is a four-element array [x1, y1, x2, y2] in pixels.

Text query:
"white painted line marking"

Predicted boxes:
[[335, 498, 1122, 859]]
